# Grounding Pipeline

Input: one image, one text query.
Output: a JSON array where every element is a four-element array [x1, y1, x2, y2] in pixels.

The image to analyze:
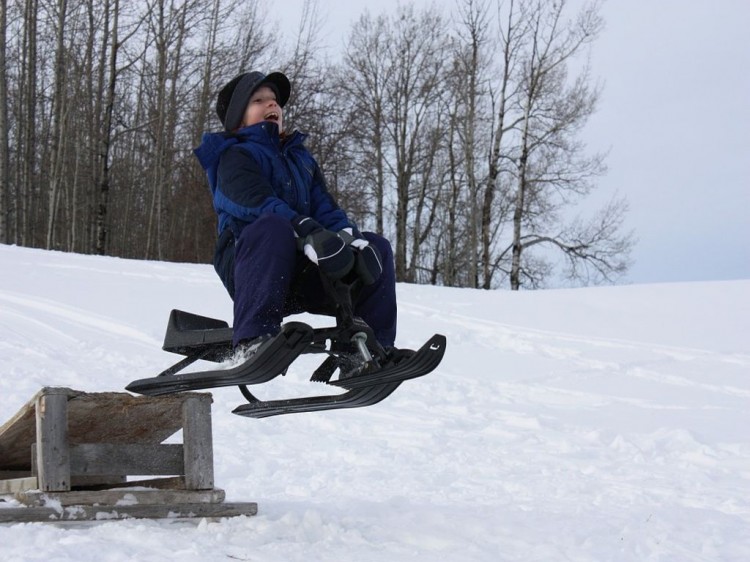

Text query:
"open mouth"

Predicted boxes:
[[264, 112, 279, 122]]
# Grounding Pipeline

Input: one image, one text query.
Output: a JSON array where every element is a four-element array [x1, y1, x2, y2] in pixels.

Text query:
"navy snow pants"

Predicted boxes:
[[229, 214, 397, 348]]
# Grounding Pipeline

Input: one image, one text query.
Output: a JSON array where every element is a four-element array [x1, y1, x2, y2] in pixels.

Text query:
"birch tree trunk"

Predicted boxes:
[[95, 0, 119, 255], [45, 0, 69, 250], [18, 0, 38, 245]]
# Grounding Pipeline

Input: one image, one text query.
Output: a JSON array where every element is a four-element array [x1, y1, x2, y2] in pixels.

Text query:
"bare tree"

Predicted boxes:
[[0, 0, 8, 243], [191, 0, 222, 143], [233, 0, 277, 74], [142, 0, 205, 260], [0, 0, 632, 289], [338, 6, 452, 282], [339, 12, 393, 233], [382, 6, 451, 282], [505, 0, 632, 289], [481, 0, 527, 288], [94, 0, 122, 255], [446, 0, 498, 288], [17, 0, 40, 246], [45, 0, 70, 250]]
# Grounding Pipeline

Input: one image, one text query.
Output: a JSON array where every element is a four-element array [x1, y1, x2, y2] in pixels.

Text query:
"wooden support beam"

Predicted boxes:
[[182, 395, 214, 490], [71, 475, 127, 488], [0, 476, 38, 494], [35, 390, 70, 492], [69, 443, 184, 476], [0, 502, 258, 523], [16, 488, 226, 507]]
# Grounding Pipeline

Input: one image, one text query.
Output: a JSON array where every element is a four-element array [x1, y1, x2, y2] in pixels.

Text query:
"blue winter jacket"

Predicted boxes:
[[193, 122, 355, 296]]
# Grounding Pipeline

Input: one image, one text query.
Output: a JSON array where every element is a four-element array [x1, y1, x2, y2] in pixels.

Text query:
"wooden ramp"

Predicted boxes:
[[0, 387, 257, 522]]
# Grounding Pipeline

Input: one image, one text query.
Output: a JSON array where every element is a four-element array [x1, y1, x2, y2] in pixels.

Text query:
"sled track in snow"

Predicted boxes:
[[399, 300, 750, 367], [0, 291, 159, 347]]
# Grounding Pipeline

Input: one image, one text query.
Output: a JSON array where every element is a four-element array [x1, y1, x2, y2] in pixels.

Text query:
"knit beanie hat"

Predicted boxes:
[[216, 71, 290, 131]]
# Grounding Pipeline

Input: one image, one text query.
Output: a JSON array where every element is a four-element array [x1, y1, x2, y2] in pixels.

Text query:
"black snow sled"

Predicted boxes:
[[126, 279, 446, 418]]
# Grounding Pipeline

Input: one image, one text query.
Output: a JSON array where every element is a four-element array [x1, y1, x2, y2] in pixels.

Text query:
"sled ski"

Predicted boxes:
[[125, 319, 314, 396], [126, 279, 446, 417], [233, 334, 446, 418]]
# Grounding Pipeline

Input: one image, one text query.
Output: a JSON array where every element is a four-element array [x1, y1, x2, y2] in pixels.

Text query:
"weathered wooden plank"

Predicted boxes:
[[0, 387, 77, 470], [0, 502, 258, 523], [67, 443, 184, 476], [182, 395, 214, 490], [1, 388, 213, 471], [70, 475, 127, 488], [35, 391, 71, 492], [16, 488, 226, 507], [0, 477, 38, 494], [64, 392, 207, 446], [0, 474, 127, 494]]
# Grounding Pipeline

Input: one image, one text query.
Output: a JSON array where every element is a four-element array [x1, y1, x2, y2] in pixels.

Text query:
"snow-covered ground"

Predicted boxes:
[[1, 243, 748, 561]]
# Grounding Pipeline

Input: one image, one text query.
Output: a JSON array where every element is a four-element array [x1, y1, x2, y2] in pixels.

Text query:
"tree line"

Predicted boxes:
[[0, 0, 634, 289]]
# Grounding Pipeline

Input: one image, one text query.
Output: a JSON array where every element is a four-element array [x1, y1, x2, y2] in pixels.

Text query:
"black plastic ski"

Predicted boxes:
[[232, 333, 446, 418], [126, 322, 314, 396], [331, 334, 446, 389], [232, 382, 402, 418]]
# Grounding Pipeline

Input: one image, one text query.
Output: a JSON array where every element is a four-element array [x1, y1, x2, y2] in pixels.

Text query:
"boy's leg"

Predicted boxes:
[[232, 214, 298, 347], [233, 221, 397, 349], [284, 232, 398, 348], [352, 233, 397, 348]]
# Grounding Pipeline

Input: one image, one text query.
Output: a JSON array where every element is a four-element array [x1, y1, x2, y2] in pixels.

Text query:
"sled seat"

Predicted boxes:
[[162, 309, 233, 361]]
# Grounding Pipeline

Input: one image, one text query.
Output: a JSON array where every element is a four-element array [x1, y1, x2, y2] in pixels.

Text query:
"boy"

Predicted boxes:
[[194, 71, 397, 355]]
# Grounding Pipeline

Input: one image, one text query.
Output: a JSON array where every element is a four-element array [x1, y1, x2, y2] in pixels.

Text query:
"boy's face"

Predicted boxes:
[[240, 85, 283, 131]]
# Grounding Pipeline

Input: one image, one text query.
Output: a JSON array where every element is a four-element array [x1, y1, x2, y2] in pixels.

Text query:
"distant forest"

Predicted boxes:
[[0, 0, 633, 289]]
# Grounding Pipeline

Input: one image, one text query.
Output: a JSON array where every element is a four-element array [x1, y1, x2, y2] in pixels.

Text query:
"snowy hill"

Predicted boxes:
[[1, 243, 749, 561]]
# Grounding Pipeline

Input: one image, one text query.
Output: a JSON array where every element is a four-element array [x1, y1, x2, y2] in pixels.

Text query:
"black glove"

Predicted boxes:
[[292, 216, 354, 280], [338, 228, 383, 285]]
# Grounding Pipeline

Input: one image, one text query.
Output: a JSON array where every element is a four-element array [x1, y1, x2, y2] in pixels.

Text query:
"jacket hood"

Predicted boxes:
[[193, 131, 239, 173]]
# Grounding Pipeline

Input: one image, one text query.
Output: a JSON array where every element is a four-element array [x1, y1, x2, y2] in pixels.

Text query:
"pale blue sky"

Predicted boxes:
[[278, 0, 750, 285]]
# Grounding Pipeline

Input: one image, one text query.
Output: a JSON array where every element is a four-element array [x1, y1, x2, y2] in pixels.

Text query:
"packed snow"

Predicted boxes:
[[1, 244, 749, 561]]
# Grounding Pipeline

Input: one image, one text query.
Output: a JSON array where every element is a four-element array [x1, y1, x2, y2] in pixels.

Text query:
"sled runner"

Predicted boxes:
[[126, 280, 446, 418]]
